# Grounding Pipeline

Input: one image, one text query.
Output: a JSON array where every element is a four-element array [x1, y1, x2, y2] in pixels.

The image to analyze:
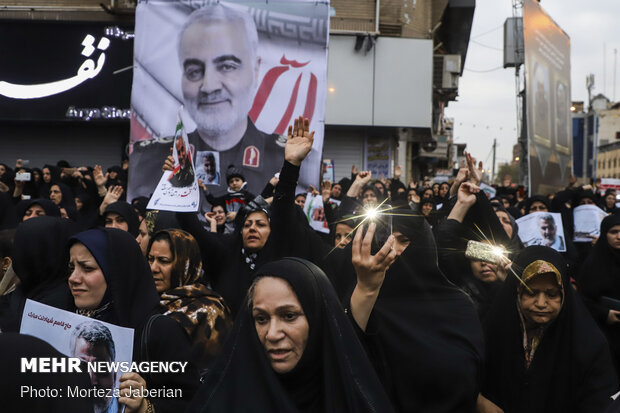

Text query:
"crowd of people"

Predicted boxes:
[[1, 116, 620, 412]]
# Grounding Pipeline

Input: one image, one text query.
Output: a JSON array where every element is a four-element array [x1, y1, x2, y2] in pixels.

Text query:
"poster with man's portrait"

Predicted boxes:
[[303, 192, 329, 234], [516, 211, 567, 252], [128, 0, 329, 207], [147, 111, 201, 212], [20, 299, 134, 413], [196, 151, 221, 185]]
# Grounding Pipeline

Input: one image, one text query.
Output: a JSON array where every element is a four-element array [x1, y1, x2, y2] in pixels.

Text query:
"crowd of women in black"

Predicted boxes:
[[1, 117, 620, 412]]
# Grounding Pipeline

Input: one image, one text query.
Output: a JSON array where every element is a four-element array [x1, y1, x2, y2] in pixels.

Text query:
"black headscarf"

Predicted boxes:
[[103, 201, 141, 237], [0, 192, 17, 230], [188, 258, 394, 413], [0, 217, 80, 332], [15, 198, 61, 221], [69, 228, 160, 329], [336, 211, 484, 412], [524, 195, 551, 215], [50, 181, 77, 211], [482, 246, 618, 413]]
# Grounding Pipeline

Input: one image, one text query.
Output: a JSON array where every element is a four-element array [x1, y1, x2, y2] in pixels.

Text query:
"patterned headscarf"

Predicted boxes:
[[148, 229, 232, 370]]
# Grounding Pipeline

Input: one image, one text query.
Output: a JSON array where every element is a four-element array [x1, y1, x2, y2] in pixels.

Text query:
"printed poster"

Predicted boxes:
[[128, 0, 330, 210], [303, 192, 329, 234], [516, 211, 566, 252], [20, 299, 134, 413], [573, 204, 608, 242], [147, 109, 200, 211]]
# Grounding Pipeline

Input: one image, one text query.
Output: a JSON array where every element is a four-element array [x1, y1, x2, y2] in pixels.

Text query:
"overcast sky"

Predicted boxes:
[[445, 0, 620, 172]]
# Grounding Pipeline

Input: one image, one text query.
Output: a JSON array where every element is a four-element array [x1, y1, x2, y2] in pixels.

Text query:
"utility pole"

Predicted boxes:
[[492, 138, 497, 183], [614, 48, 617, 102]]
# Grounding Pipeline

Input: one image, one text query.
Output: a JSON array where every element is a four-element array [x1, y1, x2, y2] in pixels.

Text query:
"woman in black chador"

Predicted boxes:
[[479, 246, 617, 413], [187, 257, 394, 413]]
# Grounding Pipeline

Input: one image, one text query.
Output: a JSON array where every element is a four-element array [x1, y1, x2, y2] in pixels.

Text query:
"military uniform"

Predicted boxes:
[[129, 118, 286, 200]]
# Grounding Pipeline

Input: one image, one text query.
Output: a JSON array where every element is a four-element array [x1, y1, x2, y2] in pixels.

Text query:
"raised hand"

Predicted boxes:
[[321, 180, 332, 203], [394, 165, 402, 180], [93, 165, 108, 188], [285, 115, 315, 166], [351, 222, 398, 293], [466, 152, 483, 185], [457, 182, 480, 207]]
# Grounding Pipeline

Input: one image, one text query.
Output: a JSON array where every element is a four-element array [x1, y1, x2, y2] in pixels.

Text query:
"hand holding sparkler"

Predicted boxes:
[[285, 115, 315, 166], [350, 222, 399, 331]]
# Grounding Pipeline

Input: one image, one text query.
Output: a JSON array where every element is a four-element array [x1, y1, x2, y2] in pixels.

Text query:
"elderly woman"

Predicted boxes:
[[188, 258, 393, 412], [147, 229, 232, 370], [67, 228, 198, 412], [479, 246, 617, 413]]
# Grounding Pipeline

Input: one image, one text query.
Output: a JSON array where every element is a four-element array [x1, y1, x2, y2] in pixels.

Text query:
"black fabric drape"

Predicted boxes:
[[188, 257, 394, 413], [482, 246, 618, 413], [0, 333, 94, 413], [0, 216, 80, 332]]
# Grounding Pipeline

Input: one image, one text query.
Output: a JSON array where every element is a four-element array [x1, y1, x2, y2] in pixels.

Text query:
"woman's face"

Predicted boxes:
[[606, 194, 616, 208], [421, 202, 433, 216], [68, 243, 107, 310], [74, 197, 83, 211], [242, 211, 271, 252], [470, 260, 499, 282], [362, 189, 377, 207], [252, 277, 309, 374], [528, 201, 548, 213], [334, 223, 353, 249], [432, 184, 439, 196], [496, 210, 513, 238], [422, 189, 433, 199], [212, 205, 226, 225], [0, 164, 5, 177], [607, 225, 620, 250], [104, 212, 128, 232], [23, 204, 45, 221], [50, 185, 62, 205], [148, 239, 173, 293], [519, 273, 562, 325], [439, 184, 449, 198], [42, 168, 52, 183], [32, 170, 41, 182], [136, 219, 150, 255]]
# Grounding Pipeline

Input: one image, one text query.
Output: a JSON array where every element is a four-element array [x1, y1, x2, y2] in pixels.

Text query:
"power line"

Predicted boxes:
[[464, 65, 504, 73], [470, 39, 503, 51], [471, 24, 503, 39]]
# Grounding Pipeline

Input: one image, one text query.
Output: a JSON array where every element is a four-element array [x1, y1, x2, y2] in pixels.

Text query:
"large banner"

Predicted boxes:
[[523, 0, 571, 195], [128, 0, 330, 207]]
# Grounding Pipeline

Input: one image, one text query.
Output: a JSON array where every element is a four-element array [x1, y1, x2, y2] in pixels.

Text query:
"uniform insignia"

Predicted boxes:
[[275, 134, 288, 148], [243, 146, 260, 168]]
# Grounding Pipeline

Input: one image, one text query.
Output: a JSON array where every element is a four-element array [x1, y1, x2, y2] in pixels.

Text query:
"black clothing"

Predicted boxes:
[[0, 191, 17, 229], [579, 214, 620, 376], [0, 217, 80, 332], [15, 198, 61, 221], [129, 119, 285, 199], [103, 201, 141, 237], [52, 181, 77, 211], [436, 218, 502, 320], [69, 228, 199, 412], [524, 195, 551, 215], [188, 257, 394, 413], [0, 333, 94, 413], [271, 163, 484, 412], [482, 246, 618, 413]]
